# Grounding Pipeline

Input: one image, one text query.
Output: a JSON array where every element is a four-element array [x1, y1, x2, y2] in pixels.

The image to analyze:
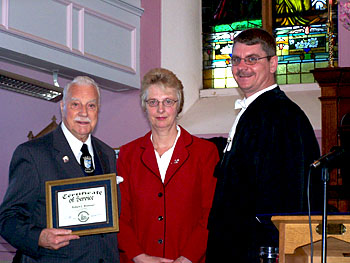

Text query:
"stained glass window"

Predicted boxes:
[[202, 0, 338, 89], [202, 0, 262, 89], [203, 20, 262, 89], [274, 0, 338, 84]]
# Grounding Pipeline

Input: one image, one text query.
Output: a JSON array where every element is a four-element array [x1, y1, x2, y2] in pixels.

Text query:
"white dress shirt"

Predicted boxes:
[[61, 122, 95, 166], [152, 125, 181, 183]]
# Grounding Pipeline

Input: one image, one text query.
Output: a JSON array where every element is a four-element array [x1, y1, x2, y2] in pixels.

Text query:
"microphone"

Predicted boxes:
[[311, 146, 346, 168]]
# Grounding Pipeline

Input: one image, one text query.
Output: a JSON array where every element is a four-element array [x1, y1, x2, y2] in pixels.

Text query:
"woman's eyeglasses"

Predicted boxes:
[[146, 98, 178, 107]]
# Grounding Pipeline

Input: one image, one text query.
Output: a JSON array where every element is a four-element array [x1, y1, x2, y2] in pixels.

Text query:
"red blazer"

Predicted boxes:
[[117, 126, 219, 263]]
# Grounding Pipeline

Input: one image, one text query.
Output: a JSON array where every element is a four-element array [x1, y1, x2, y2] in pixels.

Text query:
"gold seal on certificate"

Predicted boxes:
[[45, 173, 119, 236]]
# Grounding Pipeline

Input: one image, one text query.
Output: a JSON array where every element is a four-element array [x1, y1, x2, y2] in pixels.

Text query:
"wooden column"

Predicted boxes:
[[262, 0, 273, 34], [312, 67, 350, 212]]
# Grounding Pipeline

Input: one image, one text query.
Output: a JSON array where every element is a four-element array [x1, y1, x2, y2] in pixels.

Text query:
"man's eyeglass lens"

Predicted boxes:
[[232, 56, 271, 66]]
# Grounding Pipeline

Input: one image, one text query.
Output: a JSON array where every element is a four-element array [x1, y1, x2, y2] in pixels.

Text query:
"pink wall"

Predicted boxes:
[[140, 0, 161, 78]]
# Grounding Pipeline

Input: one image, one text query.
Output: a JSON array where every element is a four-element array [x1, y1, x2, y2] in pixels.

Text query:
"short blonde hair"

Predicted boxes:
[[140, 68, 184, 114]]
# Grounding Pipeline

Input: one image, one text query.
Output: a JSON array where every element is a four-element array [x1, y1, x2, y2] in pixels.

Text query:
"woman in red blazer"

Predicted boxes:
[[117, 68, 219, 263]]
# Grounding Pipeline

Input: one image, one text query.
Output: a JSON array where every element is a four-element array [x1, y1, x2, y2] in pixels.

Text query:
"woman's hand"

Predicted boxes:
[[133, 253, 174, 263], [173, 256, 192, 263]]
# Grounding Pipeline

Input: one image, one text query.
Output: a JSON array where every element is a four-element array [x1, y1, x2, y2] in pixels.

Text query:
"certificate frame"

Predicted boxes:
[[45, 173, 119, 236]]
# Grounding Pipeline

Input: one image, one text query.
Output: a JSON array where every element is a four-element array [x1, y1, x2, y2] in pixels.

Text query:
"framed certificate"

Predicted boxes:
[[45, 173, 119, 236]]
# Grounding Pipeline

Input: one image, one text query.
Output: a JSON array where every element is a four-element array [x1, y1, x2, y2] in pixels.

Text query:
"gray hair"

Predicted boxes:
[[62, 76, 101, 106], [140, 68, 184, 114]]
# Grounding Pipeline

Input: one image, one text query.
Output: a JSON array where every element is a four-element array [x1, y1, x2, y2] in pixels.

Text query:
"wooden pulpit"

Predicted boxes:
[[312, 67, 350, 212], [272, 215, 350, 263]]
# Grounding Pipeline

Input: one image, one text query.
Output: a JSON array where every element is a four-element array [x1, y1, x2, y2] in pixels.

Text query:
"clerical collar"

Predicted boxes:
[[61, 122, 93, 163]]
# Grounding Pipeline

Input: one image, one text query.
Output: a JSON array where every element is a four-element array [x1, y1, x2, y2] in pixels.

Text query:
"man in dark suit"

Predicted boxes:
[[206, 28, 322, 262], [0, 76, 120, 262]]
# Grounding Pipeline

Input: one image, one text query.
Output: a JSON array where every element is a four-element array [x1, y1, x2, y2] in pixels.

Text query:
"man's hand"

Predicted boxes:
[[133, 253, 174, 263], [173, 256, 191, 263], [38, 228, 80, 250]]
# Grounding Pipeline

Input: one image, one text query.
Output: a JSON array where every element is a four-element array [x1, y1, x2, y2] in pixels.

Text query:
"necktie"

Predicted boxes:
[[80, 144, 94, 175]]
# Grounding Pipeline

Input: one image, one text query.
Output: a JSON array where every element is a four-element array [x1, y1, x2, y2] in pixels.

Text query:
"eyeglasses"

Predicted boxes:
[[231, 56, 272, 66], [146, 98, 178, 107]]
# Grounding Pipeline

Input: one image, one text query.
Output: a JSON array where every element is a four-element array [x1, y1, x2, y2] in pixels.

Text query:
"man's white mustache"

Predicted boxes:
[[74, 117, 91, 123]]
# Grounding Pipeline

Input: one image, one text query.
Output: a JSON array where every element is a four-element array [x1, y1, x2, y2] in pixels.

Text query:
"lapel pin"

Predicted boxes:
[[174, 159, 179, 164], [62, 156, 69, 163]]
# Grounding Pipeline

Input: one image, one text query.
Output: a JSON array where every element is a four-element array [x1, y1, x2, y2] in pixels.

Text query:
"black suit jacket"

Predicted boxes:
[[0, 126, 120, 263], [206, 87, 322, 262]]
